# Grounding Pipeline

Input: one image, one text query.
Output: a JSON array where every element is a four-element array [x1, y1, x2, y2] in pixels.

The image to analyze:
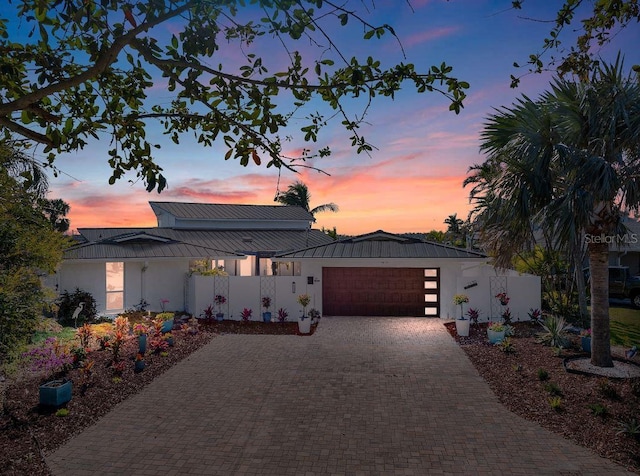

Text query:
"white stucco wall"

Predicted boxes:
[[58, 259, 192, 315]]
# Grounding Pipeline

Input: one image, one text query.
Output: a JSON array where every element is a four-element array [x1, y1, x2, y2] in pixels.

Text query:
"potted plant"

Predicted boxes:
[[487, 321, 506, 344], [453, 294, 470, 337], [156, 312, 175, 333], [134, 352, 145, 373], [495, 292, 510, 306], [214, 294, 226, 321], [133, 323, 149, 354], [22, 337, 74, 407], [262, 296, 272, 323], [297, 294, 312, 334], [201, 304, 215, 321], [580, 328, 591, 353]]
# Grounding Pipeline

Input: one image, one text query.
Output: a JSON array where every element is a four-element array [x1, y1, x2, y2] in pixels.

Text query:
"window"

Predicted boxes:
[[106, 262, 124, 311], [271, 261, 301, 276]]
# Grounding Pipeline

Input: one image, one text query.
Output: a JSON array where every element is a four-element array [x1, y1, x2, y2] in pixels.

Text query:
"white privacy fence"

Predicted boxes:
[[186, 275, 318, 320]]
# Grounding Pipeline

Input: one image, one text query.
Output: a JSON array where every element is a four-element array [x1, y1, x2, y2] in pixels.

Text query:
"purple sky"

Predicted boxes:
[[4, 1, 638, 235]]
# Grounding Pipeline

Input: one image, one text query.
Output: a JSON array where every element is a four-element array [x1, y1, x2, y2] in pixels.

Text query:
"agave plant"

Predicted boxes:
[[537, 315, 571, 349]]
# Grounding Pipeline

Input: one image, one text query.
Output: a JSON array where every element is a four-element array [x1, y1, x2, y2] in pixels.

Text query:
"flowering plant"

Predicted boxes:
[[133, 323, 149, 336], [297, 294, 311, 318], [580, 328, 591, 337], [214, 294, 226, 305], [453, 294, 469, 319], [453, 294, 469, 305], [487, 322, 505, 332], [262, 296, 272, 310], [240, 308, 252, 322], [22, 337, 73, 380], [495, 292, 510, 306]]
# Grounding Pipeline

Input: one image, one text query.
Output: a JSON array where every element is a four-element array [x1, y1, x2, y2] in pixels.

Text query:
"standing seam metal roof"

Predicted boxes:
[[149, 202, 314, 221], [275, 230, 487, 259]]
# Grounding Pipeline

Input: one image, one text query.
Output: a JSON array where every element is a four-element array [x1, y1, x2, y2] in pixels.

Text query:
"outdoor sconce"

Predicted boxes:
[[292, 281, 296, 293]]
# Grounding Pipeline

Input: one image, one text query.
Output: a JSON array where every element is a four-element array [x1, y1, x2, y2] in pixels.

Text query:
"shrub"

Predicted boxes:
[[56, 288, 97, 326], [537, 369, 549, 381], [588, 403, 609, 418], [55, 408, 70, 417], [277, 308, 288, 323], [537, 315, 570, 348], [616, 417, 640, 440], [549, 396, 563, 411], [498, 338, 515, 353], [544, 382, 563, 396], [597, 379, 619, 400]]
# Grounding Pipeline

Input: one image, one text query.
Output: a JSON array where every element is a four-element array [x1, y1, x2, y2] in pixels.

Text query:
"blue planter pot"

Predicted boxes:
[[581, 336, 591, 353], [138, 335, 147, 354], [262, 312, 272, 323], [39, 379, 72, 407], [134, 360, 145, 373], [216, 313, 224, 322], [161, 319, 173, 333], [487, 329, 505, 344]]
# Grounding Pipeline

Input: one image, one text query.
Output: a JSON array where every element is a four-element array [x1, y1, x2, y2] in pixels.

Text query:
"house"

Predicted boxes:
[[608, 216, 640, 275], [56, 202, 541, 320], [56, 202, 334, 314]]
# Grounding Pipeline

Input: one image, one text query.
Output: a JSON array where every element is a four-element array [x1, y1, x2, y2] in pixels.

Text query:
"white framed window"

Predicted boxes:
[[106, 262, 124, 311]]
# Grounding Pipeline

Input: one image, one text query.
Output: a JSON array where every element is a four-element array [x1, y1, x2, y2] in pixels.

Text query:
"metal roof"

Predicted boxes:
[[65, 228, 334, 260], [275, 230, 487, 259], [149, 202, 314, 222]]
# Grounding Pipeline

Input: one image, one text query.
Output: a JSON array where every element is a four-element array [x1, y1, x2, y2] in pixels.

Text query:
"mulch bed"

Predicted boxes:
[[445, 321, 640, 473], [0, 318, 312, 476]]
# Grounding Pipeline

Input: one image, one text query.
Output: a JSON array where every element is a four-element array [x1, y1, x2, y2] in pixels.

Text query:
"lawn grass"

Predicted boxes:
[[608, 306, 640, 347]]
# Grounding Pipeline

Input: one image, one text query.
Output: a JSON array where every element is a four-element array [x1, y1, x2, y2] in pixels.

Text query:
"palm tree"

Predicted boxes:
[[0, 142, 49, 198], [444, 214, 464, 236], [468, 58, 640, 368], [276, 181, 338, 216]]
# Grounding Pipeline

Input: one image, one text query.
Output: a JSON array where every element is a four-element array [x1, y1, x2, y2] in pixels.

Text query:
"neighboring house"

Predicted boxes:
[[56, 203, 541, 320]]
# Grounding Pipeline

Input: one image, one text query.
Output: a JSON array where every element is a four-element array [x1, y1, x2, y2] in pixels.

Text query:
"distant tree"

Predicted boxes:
[[40, 198, 71, 233], [424, 230, 446, 243], [276, 181, 338, 217], [322, 226, 339, 240], [444, 214, 464, 236]]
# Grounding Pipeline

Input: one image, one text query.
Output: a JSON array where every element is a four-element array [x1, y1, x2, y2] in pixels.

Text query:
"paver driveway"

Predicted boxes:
[[47, 317, 631, 475]]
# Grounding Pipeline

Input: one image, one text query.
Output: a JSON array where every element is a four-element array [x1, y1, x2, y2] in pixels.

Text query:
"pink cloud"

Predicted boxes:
[[403, 27, 459, 48]]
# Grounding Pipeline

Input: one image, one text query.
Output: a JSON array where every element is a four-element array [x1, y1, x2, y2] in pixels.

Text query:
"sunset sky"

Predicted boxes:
[[11, 1, 639, 235]]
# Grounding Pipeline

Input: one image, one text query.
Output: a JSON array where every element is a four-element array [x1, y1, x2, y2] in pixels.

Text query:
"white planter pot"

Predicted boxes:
[[298, 317, 312, 334], [455, 319, 470, 337]]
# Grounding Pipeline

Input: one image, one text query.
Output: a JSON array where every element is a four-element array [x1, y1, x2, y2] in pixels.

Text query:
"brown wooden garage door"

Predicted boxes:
[[322, 267, 439, 316]]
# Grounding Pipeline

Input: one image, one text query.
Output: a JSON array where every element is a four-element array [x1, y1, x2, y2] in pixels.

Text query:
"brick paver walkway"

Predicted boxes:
[[47, 317, 631, 475]]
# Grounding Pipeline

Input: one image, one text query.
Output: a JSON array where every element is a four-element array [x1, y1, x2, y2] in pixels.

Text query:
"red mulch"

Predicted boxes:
[[444, 321, 640, 473], [0, 318, 312, 476]]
